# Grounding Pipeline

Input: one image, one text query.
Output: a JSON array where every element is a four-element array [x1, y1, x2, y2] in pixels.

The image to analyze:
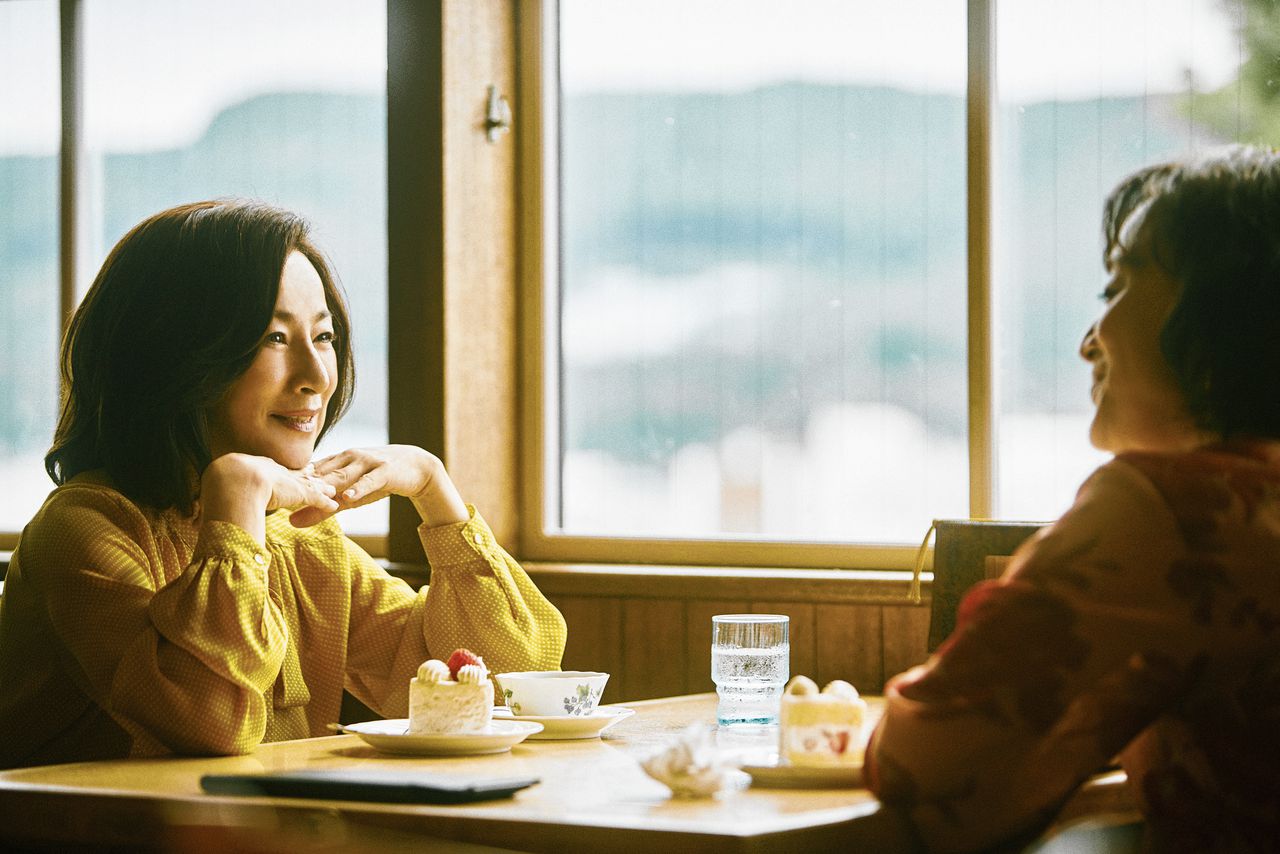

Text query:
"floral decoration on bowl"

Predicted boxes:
[[562, 682, 604, 716]]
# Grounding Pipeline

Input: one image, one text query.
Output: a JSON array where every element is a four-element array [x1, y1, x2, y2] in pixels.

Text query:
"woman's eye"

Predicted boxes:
[[315, 331, 336, 344], [265, 331, 287, 344]]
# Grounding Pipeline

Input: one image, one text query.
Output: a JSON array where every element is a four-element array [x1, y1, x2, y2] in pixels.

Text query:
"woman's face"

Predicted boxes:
[[1080, 204, 1202, 453], [206, 251, 338, 469]]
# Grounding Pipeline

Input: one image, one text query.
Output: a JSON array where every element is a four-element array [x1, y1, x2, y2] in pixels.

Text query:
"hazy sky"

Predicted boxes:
[[1, 0, 1244, 156], [1, 0, 385, 155], [561, 0, 1241, 97]]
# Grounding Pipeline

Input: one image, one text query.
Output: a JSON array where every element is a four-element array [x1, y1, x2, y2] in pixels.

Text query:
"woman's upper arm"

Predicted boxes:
[[26, 491, 288, 755]]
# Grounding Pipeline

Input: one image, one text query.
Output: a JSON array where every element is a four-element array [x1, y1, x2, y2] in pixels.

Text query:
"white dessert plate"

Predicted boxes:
[[742, 758, 865, 789], [339, 719, 543, 756], [491, 705, 635, 740]]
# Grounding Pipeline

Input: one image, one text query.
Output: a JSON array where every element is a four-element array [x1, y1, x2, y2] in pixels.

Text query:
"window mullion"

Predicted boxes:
[[58, 0, 83, 341], [966, 0, 996, 519]]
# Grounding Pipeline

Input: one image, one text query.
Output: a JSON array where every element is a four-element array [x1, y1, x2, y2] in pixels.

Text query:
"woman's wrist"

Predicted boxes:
[[200, 454, 271, 545], [409, 453, 470, 527]]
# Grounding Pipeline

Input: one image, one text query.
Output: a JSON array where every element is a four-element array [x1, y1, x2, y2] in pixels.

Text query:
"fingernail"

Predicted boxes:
[[344, 488, 357, 499]]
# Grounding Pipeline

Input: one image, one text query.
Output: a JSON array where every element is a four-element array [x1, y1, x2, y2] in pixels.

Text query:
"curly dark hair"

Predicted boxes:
[[1102, 145, 1280, 438], [46, 200, 355, 513]]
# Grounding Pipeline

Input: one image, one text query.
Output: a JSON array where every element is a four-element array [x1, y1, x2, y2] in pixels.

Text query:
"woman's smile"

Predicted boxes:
[[271, 410, 322, 433], [1089, 366, 1106, 406]]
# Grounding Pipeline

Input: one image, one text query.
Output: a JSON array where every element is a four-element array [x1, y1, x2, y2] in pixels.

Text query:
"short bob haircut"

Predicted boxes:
[[46, 200, 355, 514], [1102, 144, 1280, 439]]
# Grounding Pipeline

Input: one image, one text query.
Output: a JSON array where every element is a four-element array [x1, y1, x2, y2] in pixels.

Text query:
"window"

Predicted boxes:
[[524, 0, 1273, 568], [0, 0, 59, 539], [993, 0, 1255, 519], [555, 0, 967, 546], [7, 2, 1273, 572], [1, 0, 387, 540]]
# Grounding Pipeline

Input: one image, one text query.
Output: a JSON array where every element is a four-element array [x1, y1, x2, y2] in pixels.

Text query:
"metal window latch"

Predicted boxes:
[[485, 85, 512, 143]]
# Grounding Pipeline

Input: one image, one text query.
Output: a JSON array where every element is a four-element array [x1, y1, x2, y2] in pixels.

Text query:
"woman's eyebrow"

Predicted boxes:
[[272, 309, 332, 323]]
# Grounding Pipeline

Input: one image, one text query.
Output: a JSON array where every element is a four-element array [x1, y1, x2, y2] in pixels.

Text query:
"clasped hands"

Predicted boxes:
[[294, 445, 469, 528], [201, 445, 469, 540]]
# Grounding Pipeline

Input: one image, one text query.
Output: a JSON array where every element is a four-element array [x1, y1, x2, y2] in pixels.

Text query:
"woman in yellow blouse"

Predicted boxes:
[[0, 200, 566, 769]]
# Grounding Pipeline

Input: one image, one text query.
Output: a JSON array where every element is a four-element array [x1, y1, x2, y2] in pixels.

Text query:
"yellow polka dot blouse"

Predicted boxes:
[[0, 480, 566, 769]]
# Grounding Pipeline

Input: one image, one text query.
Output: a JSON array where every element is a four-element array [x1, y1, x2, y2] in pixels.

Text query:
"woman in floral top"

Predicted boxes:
[[867, 146, 1280, 852]]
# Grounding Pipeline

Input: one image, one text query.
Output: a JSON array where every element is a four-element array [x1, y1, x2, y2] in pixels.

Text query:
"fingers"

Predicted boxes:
[[338, 469, 388, 507], [312, 449, 384, 496], [301, 485, 340, 515], [317, 461, 368, 496], [286, 475, 340, 528], [296, 446, 434, 521], [312, 450, 397, 505], [293, 474, 385, 526], [298, 465, 338, 499], [275, 465, 338, 509], [310, 450, 357, 477]]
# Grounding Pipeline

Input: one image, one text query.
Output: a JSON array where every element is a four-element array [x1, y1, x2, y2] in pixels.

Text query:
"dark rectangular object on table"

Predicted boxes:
[[201, 768, 539, 804]]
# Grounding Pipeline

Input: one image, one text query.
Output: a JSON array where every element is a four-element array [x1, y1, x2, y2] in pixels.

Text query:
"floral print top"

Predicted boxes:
[[867, 440, 1280, 853]]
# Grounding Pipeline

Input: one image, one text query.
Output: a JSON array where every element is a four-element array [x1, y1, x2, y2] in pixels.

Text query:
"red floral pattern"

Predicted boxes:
[[868, 442, 1280, 852], [906, 581, 1090, 732]]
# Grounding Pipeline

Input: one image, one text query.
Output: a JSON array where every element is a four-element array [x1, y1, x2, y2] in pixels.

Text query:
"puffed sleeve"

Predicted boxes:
[[866, 460, 1207, 852], [343, 505, 566, 717], [27, 491, 289, 756]]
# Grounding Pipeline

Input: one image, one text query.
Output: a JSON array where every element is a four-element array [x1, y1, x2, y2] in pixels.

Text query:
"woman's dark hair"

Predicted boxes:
[[1102, 145, 1280, 438], [46, 200, 355, 513]]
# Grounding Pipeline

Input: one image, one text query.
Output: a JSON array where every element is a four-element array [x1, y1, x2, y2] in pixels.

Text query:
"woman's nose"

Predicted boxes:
[[1079, 323, 1101, 362], [294, 344, 331, 394]]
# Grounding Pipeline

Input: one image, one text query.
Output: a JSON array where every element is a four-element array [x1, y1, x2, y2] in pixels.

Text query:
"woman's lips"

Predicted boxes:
[[272, 411, 319, 433], [1090, 372, 1106, 405]]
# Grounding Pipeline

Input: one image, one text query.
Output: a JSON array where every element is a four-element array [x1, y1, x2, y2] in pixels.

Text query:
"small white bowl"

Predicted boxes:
[[495, 670, 610, 717]]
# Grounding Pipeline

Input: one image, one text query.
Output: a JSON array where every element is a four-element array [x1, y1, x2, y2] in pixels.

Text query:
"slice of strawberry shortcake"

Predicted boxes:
[[408, 648, 494, 733]]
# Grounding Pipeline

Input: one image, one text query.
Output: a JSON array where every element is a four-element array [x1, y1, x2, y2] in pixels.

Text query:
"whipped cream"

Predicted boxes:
[[416, 659, 450, 683]]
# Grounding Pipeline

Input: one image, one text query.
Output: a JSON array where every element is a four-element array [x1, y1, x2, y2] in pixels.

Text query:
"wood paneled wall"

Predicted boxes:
[[371, 563, 933, 709], [543, 585, 931, 706]]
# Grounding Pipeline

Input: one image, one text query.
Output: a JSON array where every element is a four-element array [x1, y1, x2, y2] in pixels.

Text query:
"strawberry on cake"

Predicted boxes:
[[408, 648, 494, 733]]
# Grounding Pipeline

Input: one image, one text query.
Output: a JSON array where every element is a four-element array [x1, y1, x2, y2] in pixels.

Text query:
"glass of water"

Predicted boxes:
[[711, 614, 789, 726]]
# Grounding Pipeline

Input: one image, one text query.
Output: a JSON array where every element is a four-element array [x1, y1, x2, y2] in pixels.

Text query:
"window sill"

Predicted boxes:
[[379, 558, 930, 605], [523, 563, 930, 604]]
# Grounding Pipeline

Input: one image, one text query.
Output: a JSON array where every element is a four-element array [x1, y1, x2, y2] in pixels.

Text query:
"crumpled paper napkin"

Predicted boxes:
[[639, 723, 749, 798]]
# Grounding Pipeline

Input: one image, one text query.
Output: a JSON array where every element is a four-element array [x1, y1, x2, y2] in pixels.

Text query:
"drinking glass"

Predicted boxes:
[[711, 614, 789, 726]]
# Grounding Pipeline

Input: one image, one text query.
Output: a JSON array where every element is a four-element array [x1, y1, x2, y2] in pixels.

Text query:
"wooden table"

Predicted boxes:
[[0, 694, 1131, 853]]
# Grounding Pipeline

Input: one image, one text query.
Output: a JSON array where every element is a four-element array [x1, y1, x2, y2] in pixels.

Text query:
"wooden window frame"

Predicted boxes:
[[6, 0, 993, 582], [512, 0, 995, 572]]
